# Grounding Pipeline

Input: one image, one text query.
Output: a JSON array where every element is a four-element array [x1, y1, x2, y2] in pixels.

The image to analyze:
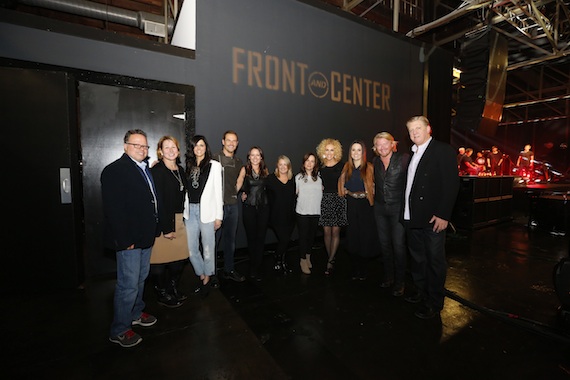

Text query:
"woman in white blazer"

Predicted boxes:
[[184, 135, 223, 296]]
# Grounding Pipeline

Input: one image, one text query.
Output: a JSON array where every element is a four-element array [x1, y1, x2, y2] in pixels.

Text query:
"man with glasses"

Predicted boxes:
[[101, 129, 159, 348]]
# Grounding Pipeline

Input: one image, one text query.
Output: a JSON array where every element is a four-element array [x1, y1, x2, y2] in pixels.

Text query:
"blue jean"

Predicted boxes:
[[110, 247, 151, 337], [216, 203, 239, 272], [185, 203, 216, 277]]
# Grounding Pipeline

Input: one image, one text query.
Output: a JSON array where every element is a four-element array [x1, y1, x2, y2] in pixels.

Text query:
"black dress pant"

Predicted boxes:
[[406, 227, 447, 310], [296, 214, 319, 259], [242, 204, 269, 275]]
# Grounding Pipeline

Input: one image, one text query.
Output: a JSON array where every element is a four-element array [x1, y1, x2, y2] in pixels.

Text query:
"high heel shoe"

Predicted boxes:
[[324, 259, 335, 275]]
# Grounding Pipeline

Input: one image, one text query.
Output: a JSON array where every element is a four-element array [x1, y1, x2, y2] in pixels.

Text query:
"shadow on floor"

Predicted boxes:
[[5, 209, 570, 379]]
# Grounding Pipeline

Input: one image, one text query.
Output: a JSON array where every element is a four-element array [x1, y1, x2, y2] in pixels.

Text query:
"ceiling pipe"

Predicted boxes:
[[503, 94, 570, 108], [18, 0, 175, 35], [406, 0, 494, 38]]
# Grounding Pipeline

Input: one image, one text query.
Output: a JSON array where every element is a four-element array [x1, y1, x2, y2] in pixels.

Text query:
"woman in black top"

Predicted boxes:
[[150, 136, 189, 307], [239, 146, 270, 281], [266, 155, 296, 275], [316, 138, 347, 275]]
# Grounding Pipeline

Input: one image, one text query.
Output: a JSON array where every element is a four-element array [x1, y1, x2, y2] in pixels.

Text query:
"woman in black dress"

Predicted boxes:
[[266, 155, 297, 275], [239, 146, 270, 281], [316, 138, 347, 275], [338, 140, 376, 280]]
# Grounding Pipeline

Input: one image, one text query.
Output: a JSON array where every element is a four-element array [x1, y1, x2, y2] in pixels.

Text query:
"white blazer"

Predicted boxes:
[[184, 160, 224, 223]]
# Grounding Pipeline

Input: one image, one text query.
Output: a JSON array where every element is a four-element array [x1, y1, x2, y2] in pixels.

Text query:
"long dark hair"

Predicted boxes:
[[299, 152, 319, 181], [345, 140, 370, 179], [185, 135, 212, 176], [245, 146, 269, 178]]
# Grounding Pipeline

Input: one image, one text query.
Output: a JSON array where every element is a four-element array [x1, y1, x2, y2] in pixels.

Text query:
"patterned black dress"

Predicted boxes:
[[318, 161, 347, 227]]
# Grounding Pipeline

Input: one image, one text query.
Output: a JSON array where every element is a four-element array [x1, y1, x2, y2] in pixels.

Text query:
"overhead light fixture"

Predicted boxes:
[[173, 113, 186, 120]]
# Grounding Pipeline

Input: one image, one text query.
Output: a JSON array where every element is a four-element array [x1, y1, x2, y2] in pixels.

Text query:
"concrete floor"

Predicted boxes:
[[5, 186, 570, 379]]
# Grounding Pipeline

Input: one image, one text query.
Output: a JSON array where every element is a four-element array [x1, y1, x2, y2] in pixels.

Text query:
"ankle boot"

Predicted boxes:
[[273, 255, 283, 272], [281, 253, 291, 274], [154, 286, 183, 308], [170, 279, 187, 302]]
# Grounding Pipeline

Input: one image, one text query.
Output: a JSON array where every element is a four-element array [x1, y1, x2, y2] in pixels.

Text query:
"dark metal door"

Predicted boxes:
[[78, 81, 189, 277], [1, 67, 82, 293]]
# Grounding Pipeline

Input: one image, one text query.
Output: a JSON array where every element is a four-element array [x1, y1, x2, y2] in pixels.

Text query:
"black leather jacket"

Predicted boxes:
[[242, 175, 268, 207], [373, 151, 409, 206]]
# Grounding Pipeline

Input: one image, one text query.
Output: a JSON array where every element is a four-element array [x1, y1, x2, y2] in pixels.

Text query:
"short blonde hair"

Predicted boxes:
[[316, 138, 343, 164], [406, 115, 430, 129], [372, 132, 395, 154], [274, 155, 293, 179]]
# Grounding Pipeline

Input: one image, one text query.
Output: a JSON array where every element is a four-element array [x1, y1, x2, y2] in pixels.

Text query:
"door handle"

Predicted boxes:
[[60, 168, 72, 204]]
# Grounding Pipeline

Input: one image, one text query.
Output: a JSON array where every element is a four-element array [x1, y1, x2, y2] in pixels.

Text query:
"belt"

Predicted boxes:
[[346, 190, 367, 199]]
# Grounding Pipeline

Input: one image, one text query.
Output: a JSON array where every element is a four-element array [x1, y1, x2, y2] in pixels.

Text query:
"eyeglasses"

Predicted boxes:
[[126, 142, 150, 150]]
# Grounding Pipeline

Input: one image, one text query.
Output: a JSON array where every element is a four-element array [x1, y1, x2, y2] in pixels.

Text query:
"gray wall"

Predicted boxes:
[[0, 0, 427, 164], [0, 0, 451, 279]]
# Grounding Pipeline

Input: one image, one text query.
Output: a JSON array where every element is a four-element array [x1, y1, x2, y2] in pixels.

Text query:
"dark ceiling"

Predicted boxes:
[[3, 0, 570, 127]]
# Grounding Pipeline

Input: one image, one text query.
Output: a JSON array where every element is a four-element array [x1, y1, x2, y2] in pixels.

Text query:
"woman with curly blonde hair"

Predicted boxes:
[[316, 138, 347, 275]]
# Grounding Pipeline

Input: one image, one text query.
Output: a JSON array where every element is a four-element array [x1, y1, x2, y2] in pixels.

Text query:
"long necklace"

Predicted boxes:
[[190, 166, 200, 189], [170, 169, 184, 192]]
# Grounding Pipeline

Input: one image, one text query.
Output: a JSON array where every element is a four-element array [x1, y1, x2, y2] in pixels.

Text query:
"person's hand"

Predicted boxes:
[[429, 215, 448, 233], [127, 244, 135, 250], [241, 193, 247, 202], [214, 219, 222, 230], [164, 232, 175, 240]]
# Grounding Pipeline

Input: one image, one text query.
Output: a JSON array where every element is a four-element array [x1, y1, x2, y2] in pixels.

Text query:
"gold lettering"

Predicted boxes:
[[265, 55, 279, 90], [297, 63, 308, 95], [342, 74, 351, 105], [232, 47, 246, 84], [382, 84, 391, 111], [373, 81, 381, 109], [232, 46, 391, 111], [363, 79, 372, 108], [353, 76, 362, 106], [331, 71, 341, 102], [283, 60, 295, 93], [248, 51, 263, 88]]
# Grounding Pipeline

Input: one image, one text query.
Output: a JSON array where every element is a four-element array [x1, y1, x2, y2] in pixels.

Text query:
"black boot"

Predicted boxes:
[[273, 254, 283, 273], [280, 253, 291, 275], [154, 285, 183, 308], [169, 260, 188, 302], [170, 279, 187, 302]]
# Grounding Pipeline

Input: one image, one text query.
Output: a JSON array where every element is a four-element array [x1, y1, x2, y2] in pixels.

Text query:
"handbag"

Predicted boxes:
[[150, 213, 189, 264]]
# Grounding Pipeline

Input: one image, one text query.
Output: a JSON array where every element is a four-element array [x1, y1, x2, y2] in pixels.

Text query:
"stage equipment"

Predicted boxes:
[[456, 30, 507, 136], [452, 176, 514, 229]]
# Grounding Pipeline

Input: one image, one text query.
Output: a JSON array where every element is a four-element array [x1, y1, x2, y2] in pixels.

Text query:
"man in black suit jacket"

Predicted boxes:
[[101, 129, 159, 347], [402, 116, 459, 319]]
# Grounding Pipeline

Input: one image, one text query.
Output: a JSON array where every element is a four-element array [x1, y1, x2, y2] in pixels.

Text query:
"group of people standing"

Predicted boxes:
[[457, 145, 505, 176], [457, 144, 536, 178], [101, 115, 459, 348]]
